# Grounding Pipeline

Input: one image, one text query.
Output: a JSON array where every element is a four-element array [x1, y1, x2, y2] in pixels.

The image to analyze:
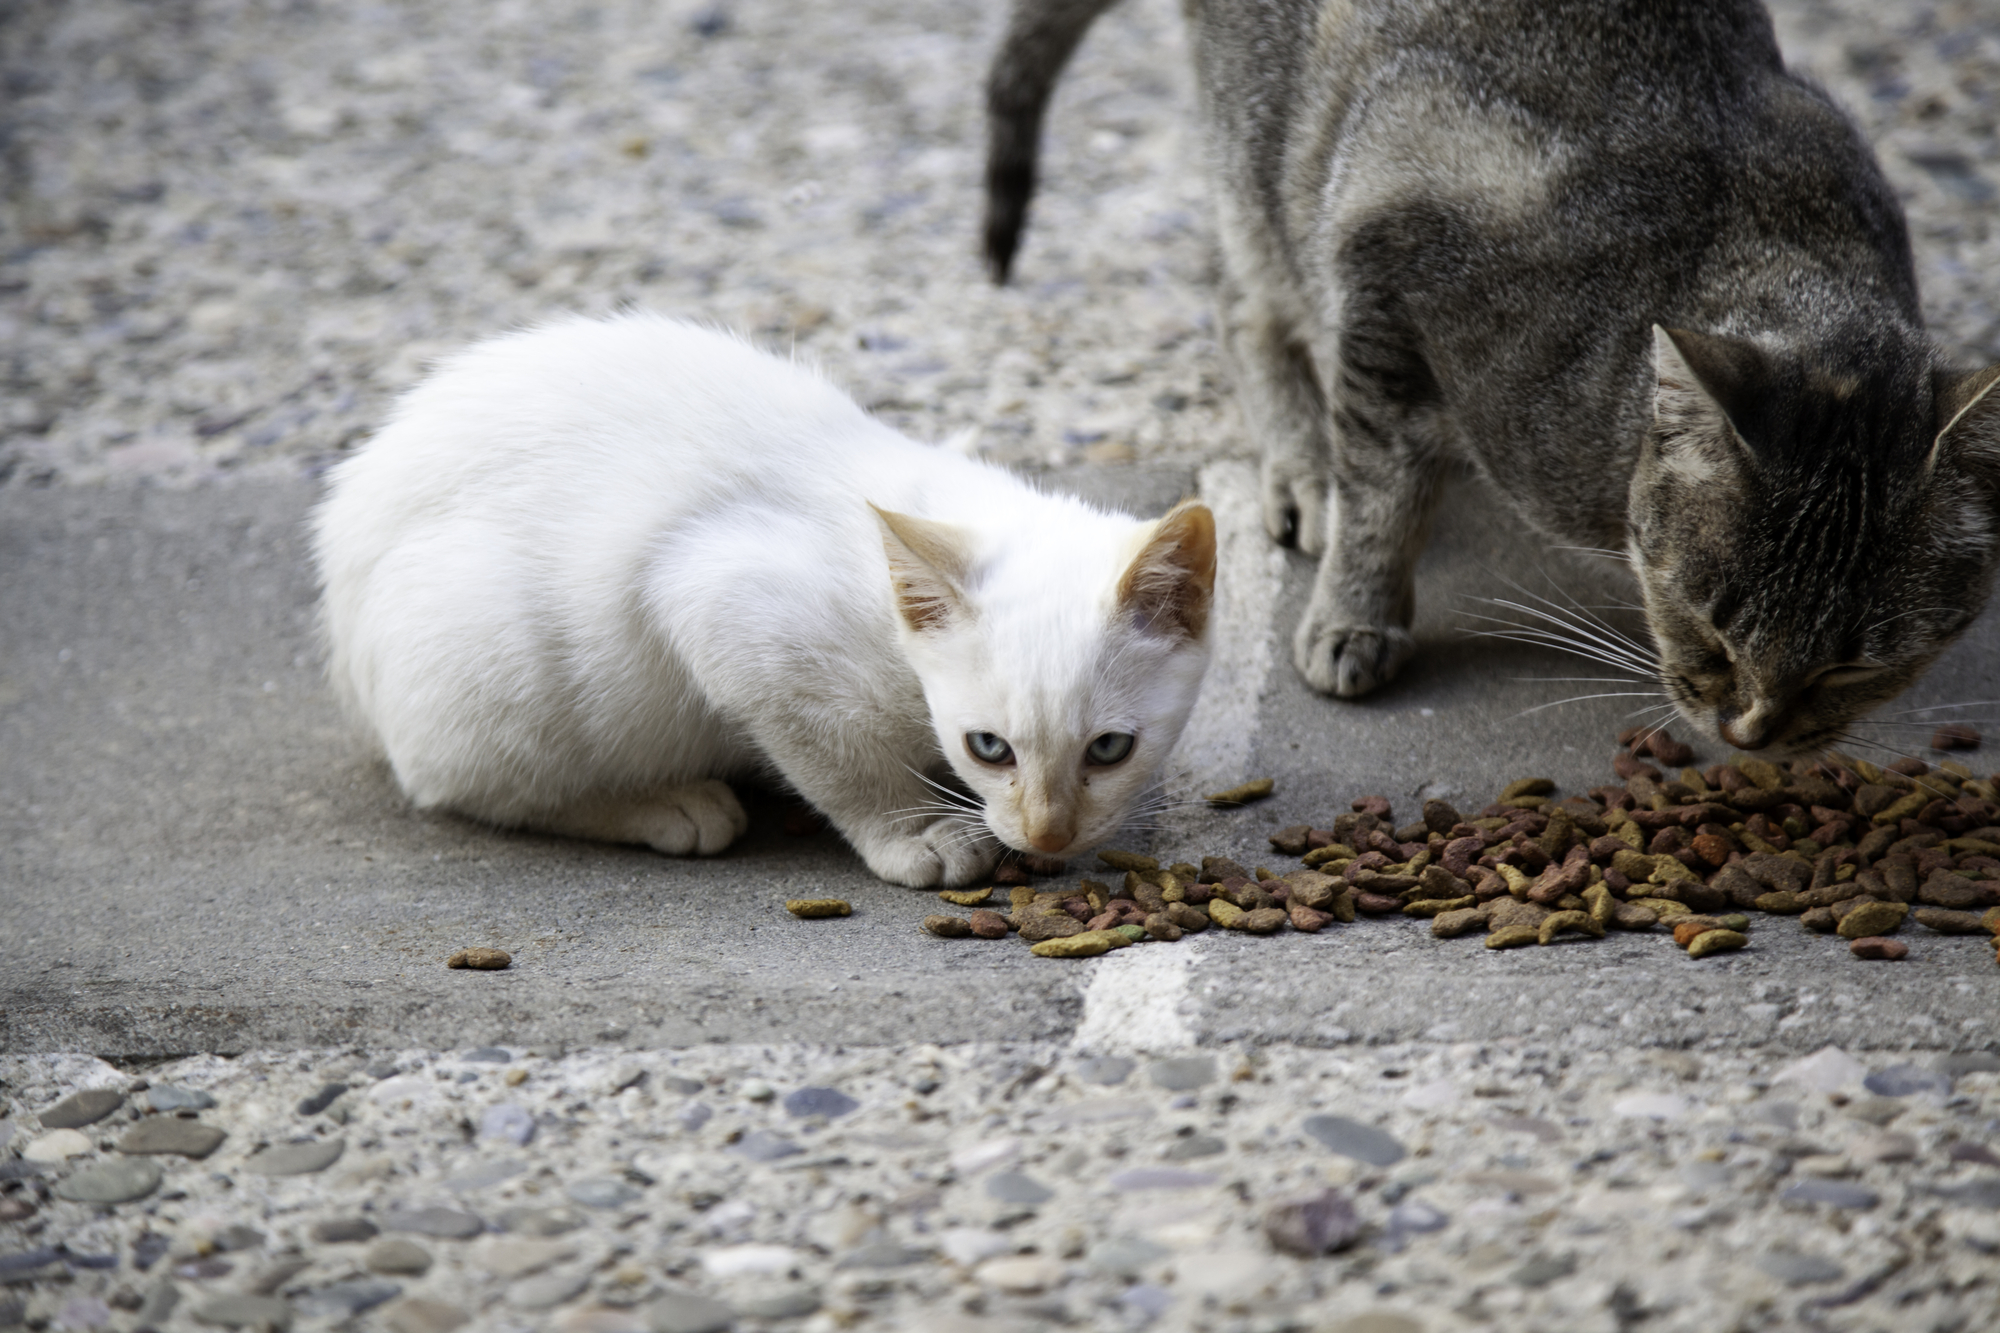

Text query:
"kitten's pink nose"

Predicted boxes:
[[1029, 831, 1070, 854]]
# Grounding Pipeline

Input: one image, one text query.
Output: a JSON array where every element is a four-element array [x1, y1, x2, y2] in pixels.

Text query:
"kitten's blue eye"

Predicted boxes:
[[1086, 732, 1136, 766], [966, 731, 1014, 765]]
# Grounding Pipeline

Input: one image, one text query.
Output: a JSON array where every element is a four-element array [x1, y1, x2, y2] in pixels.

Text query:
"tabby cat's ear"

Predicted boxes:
[[1649, 324, 1766, 479], [1931, 364, 2000, 479], [1116, 500, 1216, 640], [872, 505, 974, 633]]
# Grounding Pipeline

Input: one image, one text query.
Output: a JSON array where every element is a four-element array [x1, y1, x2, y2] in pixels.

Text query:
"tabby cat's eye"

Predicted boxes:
[[1810, 663, 1886, 689], [966, 731, 1015, 765], [1085, 732, 1136, 766]]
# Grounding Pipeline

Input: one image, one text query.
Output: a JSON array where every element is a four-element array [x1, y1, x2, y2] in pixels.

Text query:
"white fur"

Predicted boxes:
[[313, 311, 1212, 887]]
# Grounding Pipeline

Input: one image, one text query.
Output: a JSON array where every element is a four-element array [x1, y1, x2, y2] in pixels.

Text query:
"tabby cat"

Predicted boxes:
[[985, 0, 2000, 754]]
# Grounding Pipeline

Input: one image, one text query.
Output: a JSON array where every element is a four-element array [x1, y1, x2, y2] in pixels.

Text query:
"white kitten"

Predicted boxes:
[[312, 311, 1215, 887]]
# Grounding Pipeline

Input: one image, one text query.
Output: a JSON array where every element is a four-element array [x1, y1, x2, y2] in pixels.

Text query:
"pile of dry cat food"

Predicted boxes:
[[922, 727, 2000, 964]]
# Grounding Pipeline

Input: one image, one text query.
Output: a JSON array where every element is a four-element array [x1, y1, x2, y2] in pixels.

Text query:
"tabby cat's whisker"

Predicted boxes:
[[1510, 690, 1672, 718], [1465, 602, 1658, 675], [1881, 699, 2000, 716]]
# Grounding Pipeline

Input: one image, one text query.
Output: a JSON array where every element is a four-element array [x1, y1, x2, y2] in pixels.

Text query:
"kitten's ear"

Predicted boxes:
[[872, 505, 974, 633], [1650, 325, 1766, 478], [1116, 500, 1216, 640], [1932, 364, 2000, 478]]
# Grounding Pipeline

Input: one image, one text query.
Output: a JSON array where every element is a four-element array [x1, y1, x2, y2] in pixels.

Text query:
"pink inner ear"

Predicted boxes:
[[1118, 503, 1215, 639]]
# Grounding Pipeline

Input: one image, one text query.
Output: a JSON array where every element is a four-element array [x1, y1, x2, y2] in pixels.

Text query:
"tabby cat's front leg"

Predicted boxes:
[[1218, 267, 1333, 555], [1292, 331, 1448, 698]]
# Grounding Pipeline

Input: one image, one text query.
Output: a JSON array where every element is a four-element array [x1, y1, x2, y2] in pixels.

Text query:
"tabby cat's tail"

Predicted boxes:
[[983, 0, 1121, 284]]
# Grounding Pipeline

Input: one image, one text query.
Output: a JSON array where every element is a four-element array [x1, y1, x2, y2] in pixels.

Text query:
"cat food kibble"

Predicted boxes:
[[446, 947, 511, 970], [913, 729, 2000, 973], [785, 898, 852, 918], [1206, 778, 1275, 807]]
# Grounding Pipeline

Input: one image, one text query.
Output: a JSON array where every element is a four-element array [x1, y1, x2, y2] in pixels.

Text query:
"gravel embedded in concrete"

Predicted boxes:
[[5, 1042, 1994, 1330]]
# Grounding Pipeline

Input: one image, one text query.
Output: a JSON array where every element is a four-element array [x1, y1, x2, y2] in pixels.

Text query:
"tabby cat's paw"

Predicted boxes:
[[856, 818, 1000, 888], [1262, 461, 1328, 556], [1294, 621, 1416, 698], [639, 780, 749, 856]]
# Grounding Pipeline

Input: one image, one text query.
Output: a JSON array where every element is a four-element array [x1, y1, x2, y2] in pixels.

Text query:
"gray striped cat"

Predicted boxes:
[[985, 0, 2000, 755]]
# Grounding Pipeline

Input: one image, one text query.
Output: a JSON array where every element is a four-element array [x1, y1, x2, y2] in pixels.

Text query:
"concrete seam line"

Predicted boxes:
[[1167, 458, 1282, 795], [1071, 940, 1200, 1055]]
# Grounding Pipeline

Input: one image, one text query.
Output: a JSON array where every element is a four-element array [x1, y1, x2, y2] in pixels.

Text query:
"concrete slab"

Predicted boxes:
[[4, 468, 1998, 1056]]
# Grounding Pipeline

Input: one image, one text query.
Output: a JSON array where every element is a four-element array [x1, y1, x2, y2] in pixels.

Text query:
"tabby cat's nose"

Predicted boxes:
[[1718, 714, 1769, 750], [1029, 830, 1070, 854]]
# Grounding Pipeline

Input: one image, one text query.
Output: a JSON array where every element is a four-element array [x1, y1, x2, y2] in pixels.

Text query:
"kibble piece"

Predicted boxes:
[[1914, 907, 1991, 935], [1289, 903, 1334, 933], [1404, 896, 1476, 917], [1753, 891, 1805, 914], [1687, 928, 1748, 958], [1144, 912, 1184, 942], [1097, 850, 1159, 873], [1325, 890, 1357, 924], [1629, 896, 1692, 920], [923, 915, 972, 938], [1500, 777, 1556, 800], [1611, 902, 1659, 930], [446, 947, 511, 970], [1671, 917, 1725, 947], [1984, 906, 2000, 934], [1281, 870, 1341, 910], [1166, 902, 1210, 933], [1030, 934, 1112, 959], [1015, 911, 1087, 941], [1206, 778, 1275, 807], [1932, 723, 1981, 751], [1486, 925, 1540, 949], [1431, 906, 1488, 938], [785, 898, 851, 918], [1538, 910, 1603, 944], [1837, 901, 1908, 939], [1800, 906, 1838, 934], [1850, 936, 1909, 960], [1208, 898, 1246, 929], [939, 888, 992, 906], [1113, 923, 1150, 943], [1240, 907, 1289, 934], [969, 910, 1010, 939]]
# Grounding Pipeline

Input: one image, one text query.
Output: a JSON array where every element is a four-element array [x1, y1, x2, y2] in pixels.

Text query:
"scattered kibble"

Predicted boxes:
[[1850, 936, 1909, 960], [785, 899, 851, 918], [446, 947, 511, 970], [903, 734, 2000, 969], [1206, 778, 1275, 807]]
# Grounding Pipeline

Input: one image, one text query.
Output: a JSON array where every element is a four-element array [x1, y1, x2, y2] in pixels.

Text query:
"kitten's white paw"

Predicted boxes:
[[1294, 620, 1416, 698], [1262, 461, 1328, 556], [637, 780, 749, 856], [856, 817, 1000, 888]]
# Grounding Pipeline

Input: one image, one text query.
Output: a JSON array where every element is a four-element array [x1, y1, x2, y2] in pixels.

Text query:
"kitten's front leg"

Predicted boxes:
[[751, 720, 1001, 887], [844, 806, 1002, 890]]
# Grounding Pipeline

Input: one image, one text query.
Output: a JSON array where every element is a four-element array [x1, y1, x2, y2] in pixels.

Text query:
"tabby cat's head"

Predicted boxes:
[[1631, 325, 2000, 755], [874, 498, 1215, 860]]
